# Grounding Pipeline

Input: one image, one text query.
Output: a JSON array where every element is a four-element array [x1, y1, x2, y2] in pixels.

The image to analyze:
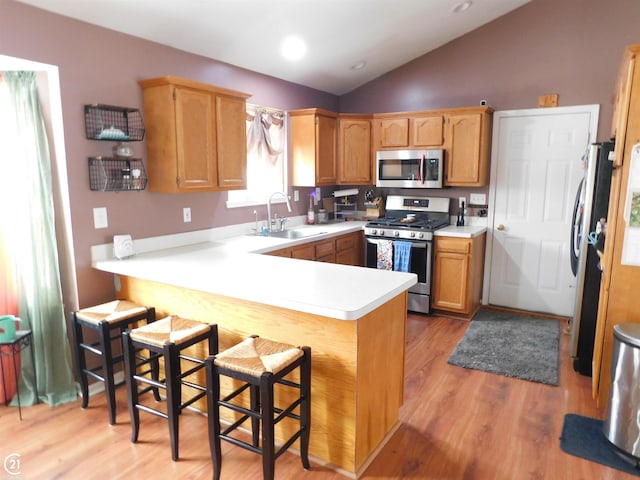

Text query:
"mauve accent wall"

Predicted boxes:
[[0, 0, 337, 307], [340, 0, 640, 141]]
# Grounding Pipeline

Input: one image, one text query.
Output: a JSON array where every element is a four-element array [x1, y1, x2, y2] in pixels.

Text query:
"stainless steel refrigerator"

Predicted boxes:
[[569, 140, 615, 376]]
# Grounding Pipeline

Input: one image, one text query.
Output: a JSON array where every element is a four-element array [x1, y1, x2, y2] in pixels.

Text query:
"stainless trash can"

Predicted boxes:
[[603, 323, 640, 467]]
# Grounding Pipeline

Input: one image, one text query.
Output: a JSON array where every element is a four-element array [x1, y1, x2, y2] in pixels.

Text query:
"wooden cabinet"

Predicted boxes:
[[377, 117, 410, 147], [373, 106, 492, 187], [291, 243, 315, 260], [432, 233, 486, 316], [138, 75, 250, 193], [593, 45, 640, 408], [314, 239, 336, 263], [335, 231, 363, 266], [266, 231, 363, 266], [445, 109, 492, 186], [290, 108, 338, 186], [338, 115, 372, 185], [413, 114, 445, 147], [374, 114, 444, 149]]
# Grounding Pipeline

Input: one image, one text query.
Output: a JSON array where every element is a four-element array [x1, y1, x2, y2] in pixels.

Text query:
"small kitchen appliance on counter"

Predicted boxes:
[[364, 195, 450, 314]]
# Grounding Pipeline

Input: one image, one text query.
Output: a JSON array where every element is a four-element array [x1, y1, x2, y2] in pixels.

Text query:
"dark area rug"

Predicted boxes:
[[560, 413, 640, 476], [447, 308, 559, 385]]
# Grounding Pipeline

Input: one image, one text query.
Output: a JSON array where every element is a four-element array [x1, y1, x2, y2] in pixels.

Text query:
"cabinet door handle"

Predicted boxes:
[[496, 224, 505, 231]]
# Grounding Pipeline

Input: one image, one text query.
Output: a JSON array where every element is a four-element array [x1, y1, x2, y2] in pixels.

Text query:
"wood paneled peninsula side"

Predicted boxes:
[[92, 223, 414, 478]]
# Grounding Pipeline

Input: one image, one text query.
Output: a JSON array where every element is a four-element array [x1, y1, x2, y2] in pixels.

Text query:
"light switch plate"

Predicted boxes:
[[183, 207, 191, 223], [93, 207, 108, 229], [470, 193, 487, 205]]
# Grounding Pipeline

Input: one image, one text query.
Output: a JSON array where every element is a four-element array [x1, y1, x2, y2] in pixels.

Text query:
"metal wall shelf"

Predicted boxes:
[[84, 104, 145, 141], [88, 157, 147, 191]]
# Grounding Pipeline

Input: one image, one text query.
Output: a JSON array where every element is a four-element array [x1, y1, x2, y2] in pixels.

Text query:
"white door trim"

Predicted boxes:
[[482, 104, 600, 307]]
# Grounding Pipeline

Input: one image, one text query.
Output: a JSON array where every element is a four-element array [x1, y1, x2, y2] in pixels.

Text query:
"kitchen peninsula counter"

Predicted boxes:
[[92, 222, 414, 477]]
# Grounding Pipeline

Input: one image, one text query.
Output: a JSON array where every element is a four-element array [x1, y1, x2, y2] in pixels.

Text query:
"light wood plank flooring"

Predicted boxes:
[[0, 312, 635, 479]]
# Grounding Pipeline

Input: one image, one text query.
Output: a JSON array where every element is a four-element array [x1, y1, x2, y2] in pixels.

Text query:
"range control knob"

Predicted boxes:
[[379, 229, 385, 236], [371, 229, 377, 235], [394, 231, 400, 237], [410, 232, 416, 238], [418, 232, 424, 239]]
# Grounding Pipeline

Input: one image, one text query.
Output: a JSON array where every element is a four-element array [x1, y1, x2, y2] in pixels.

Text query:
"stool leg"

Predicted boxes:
[[99, 321, 117, 425], [250, 384, 260, 447], [165, 344, 181, 461], [260, 374, 275, 480], [300, 347, 311, 470], [70, 313, 90, 409], [122, 331, 140, 443], [206, 358, 222, 480]]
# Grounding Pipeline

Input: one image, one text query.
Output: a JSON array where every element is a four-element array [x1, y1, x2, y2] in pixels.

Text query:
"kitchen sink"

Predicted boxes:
[[267, 229, 328, 239]]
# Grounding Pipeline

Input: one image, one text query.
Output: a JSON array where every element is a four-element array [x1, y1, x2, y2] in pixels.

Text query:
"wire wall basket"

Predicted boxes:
[[88, 157, 147, 191], [84, 104, 145, 141]]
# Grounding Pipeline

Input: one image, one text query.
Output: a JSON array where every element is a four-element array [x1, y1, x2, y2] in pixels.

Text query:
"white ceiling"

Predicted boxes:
[[18, 0, 530, 95]]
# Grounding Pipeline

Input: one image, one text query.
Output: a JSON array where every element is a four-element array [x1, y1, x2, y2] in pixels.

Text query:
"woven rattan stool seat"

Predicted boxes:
[[75, 300, 148, 325], [214, 336, 304, 376], [130, 315, 210, 347]]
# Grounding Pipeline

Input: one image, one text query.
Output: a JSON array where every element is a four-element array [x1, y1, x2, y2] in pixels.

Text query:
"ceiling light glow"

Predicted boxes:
[[452, 1, 472, 13], [281, 35, 306, 61], [350, 61, 367, 71]]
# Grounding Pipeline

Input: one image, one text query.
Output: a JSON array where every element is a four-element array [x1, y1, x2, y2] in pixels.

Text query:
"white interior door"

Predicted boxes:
[[484, 105, 599, 317]]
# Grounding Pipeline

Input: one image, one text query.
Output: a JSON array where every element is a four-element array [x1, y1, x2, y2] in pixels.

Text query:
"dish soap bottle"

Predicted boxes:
[[307, 194, 315, 224]]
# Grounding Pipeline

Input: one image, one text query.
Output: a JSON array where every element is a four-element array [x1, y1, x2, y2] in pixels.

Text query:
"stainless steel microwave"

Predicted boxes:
[[376, 149, 444, 189]]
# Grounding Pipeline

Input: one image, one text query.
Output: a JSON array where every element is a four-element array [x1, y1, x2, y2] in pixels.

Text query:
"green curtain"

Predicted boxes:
[[0, 71, 76, 406]]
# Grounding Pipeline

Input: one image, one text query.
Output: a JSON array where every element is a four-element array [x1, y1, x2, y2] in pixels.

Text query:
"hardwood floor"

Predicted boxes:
[[0, 312, 634, 479]]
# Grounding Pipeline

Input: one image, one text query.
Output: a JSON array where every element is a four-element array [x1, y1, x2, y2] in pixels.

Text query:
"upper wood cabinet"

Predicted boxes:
[[290, 108, 338, 186], [445, 108, 492, 186], [373, 106, 492, 187], [374, 113, 444, 149], [377, 118, 410, 147], [338, 114, 372, 185], [139, 75, 250, 193]]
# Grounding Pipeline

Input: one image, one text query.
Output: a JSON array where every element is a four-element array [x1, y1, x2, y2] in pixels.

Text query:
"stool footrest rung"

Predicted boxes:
[[181, 380, 206, 393], [133, 374, 166, 391], [136, 403, 168, 419], [274, 398, 302, 425], [180, 362, 205, 379], [80, 342, 103, 356], [220, 433, 262, 455], [221, 414, 251, 436], [84, 366, 105, 382], [275, 429, 304, 461], [179, 390, 206, 411], [219, 400, 260, 420]]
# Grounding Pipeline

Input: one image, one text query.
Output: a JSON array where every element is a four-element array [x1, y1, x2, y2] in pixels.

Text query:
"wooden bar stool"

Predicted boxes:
[[70, 300, 156, 425], [122, 315, 218, 461], [205, 336, 311, 480]]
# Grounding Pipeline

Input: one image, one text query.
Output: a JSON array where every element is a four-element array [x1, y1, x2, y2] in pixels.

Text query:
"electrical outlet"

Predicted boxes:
[[470, 193, 486, 205], [183, 207, 191, 223], [294, 190, 299, 202], [315, 187, 321, 205], [93, 207, 108, 229], [458, 196, 466, 208]]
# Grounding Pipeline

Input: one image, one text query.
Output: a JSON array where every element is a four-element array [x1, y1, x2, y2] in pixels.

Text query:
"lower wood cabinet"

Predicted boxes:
[[432, 233, 486, 316], [267, 231, 363, 266]]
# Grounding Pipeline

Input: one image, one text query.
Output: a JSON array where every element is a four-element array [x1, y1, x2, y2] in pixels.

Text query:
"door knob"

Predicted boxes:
[[496, 224, 505, 231]]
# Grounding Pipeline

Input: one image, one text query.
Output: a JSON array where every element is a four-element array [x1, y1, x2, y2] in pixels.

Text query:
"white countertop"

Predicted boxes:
[[435, 225, 487, 238], [92, 221, 417, 321]]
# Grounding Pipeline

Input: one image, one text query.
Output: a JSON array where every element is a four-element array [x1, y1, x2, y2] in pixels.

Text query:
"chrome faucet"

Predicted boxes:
[[267, 191, 292, 232]]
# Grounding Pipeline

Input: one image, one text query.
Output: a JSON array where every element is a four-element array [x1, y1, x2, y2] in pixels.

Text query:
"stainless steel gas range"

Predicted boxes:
[[364, 195, 450, 314]]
